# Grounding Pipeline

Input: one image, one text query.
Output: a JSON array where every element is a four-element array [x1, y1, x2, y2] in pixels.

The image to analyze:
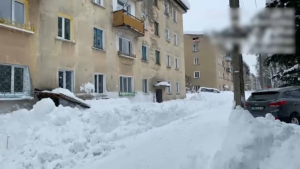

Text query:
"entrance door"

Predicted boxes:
[[156, 89, 163, 103]]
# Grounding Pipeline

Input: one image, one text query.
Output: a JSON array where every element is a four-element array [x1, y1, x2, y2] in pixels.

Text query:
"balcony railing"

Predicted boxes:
[[225, 56, 232, 61], [113, 10, 144, 37], [0, 18, 35, 32]]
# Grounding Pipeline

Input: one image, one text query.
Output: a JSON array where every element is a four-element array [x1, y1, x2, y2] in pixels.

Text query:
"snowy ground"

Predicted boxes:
[[1, 91, 300, 169]]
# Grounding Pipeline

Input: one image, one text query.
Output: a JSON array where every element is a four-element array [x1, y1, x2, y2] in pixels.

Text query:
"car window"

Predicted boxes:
[[281, 91, 290, 98], [213, 90, 220, 93], [290, 90, 300, 99], [201, 88, 206, 91], [247, 92, 280, 101], [206, 89, 214, 92]]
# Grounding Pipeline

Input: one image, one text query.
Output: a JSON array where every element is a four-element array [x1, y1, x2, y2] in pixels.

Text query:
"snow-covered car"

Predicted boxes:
[[198, 87, 221, 93]]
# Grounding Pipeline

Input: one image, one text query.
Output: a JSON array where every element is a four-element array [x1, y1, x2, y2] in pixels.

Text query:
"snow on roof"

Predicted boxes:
[[184, 31, 204, 35], [155, 81, 171, 87], [180, 0, 190, 9]]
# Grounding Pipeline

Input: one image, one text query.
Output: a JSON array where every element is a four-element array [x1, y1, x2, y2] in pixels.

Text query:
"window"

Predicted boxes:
[[58, 70, 74, 92], [176, 82, 180, 93], [194, 58, 199, 65], [155, 50, 160, 65], [58, 16, 71, 40], [119, 76, 133, 92], [164, 2, 169, 15], [0, 0, 26, 24], [93, 0, 103, 6], [165, 29, 170, 41], [174, 33, 178, 45], [117, 0, 131, 13], [94, 74, 104, 93], [0, 64, 31, 97], [142, 45, 148, 61], [194, 71, 200, 78], [173, 8, 177, 22], [142, 79, 148, 93], [166, 55, 171, 67], [154, 22, 159, 36], [153, 0, 158, 7], [167, 81, 171, 93], [174, 58, 179, 69], [142, 13, 148, 30], [193, 45, 199, 51], [119, 37, 132, 56], [93, 28, 104, 49]]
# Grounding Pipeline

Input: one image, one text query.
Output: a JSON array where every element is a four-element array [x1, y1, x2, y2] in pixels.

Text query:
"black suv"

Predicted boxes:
[[245, 86, 300, 125]]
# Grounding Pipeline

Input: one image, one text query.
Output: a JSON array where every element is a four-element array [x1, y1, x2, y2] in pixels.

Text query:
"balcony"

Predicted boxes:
[[113, 10, 144, 37], [225, 56, 232, 62], [118, 51, 136, 59], [0, 18, 35, 34], [226, 68, 233, 73]]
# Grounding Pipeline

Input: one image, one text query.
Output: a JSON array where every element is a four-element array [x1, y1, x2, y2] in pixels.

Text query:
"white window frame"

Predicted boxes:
[[193, 44, 198, 51], [194, 71, 200, 78], [194, 58, 199, 65], [119, 37, 132, 56], [58, 16, 71, 40], [93, 27, 105, 50], [58, 70, 74, 92], [164, 2, 169, 14], [142, 79, 148, 93], [0, 64, 31, 98], [166, 55, 171, 67], [167, 81, 171, 93], [117, 0, 131, 13], [176, 82, 180, 93], [4, 0, 27, 24], [165, 29, 170, 41], [173, 8, 177, 22], [174, 33, 178, 45], [119, 75, 134, 93], [93, 0, 104, 6], [141, 45, 149, 61], [174, 58, 179, 69], [94, 73, 106, 94]]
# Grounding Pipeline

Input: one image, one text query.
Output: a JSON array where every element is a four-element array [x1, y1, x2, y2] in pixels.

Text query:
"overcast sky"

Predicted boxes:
[[183, 0, 266, 75]]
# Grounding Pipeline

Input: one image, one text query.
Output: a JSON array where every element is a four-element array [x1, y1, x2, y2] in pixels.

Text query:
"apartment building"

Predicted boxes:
[[0, 0, 189, 111], [184, 33, 234, 92]]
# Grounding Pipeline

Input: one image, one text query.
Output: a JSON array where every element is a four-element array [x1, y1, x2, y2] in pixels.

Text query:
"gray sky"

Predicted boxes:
[[183, 0, 266, 75]]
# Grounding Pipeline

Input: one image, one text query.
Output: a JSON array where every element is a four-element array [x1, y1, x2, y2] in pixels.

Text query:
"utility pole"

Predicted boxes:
[[230, 0, 245, 108], [259, 54, 264, 89]]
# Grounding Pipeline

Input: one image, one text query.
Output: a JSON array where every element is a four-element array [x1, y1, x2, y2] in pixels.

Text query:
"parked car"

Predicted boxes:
[[245, 86, 300, 125], [198, 87, 221, 93]]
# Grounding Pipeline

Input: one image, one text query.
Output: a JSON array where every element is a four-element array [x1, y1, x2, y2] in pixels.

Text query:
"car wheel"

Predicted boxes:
[[290, 113, 300, 125]]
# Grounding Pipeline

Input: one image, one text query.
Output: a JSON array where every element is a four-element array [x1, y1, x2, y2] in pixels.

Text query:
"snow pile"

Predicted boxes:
[[51, 88, 87, 104], [210, 107, 300, 169], [0, 92, 231, 169], [79, 82, 95, 94]]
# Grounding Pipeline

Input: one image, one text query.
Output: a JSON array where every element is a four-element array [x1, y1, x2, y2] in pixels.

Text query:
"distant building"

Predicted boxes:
[[184, 33, 233, 92]]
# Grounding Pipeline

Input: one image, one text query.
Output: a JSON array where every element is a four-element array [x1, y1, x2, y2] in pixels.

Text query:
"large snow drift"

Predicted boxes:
[[1, 91, 300, 169], [0, 92, 230, 169]]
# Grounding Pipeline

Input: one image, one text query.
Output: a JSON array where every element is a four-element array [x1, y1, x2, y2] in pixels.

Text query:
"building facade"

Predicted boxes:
[[184, 33, 234, 92], [0, 0, 189, 112]]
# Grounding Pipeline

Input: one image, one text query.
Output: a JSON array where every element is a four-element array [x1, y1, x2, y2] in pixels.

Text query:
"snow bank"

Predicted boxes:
[[210, 107, 300, 169], [0, 92, 231, 169]]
